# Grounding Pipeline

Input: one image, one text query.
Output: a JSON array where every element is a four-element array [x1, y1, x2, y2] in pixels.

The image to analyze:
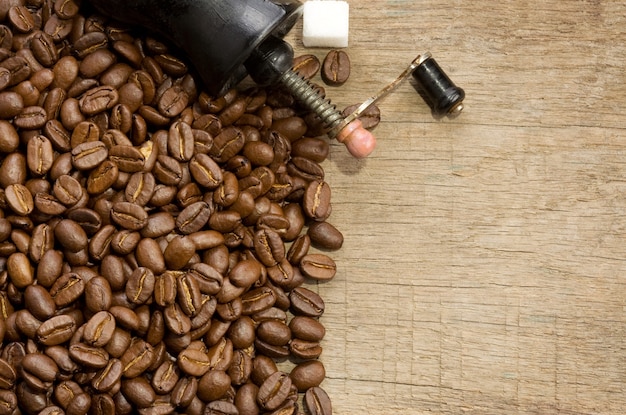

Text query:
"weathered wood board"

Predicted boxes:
[[285, 1, 626, 413]]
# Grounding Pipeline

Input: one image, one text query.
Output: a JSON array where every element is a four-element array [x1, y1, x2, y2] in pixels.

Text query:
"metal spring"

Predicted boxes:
[[278, 69, 345, 137]]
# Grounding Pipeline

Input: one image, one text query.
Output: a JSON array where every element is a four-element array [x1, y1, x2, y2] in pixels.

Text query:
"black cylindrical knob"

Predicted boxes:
[[412, 56, 465, 118], [89, 0, 303, 97]]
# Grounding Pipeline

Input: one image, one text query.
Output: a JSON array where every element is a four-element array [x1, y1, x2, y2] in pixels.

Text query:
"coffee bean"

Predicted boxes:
[[257, 371, 291, 411], [300, 253, 337, 281], [5, 183, 33, 215], [304, 386, 332, 415], [91, 358, 122, 393], [126, 266, 155, 305], [14, 105, 47, 129], [176, 201, 211, 234], [321, 49, 351, 86], [111, 201, 148, 230], [79, 85, 119, 115], [292, 54, 321, 80], [342, 102, 381, 130], [290, 360, 325, 391], [120, 337, 154, 377], [36, 314, 77, 346], [83, 311, 116, 347]]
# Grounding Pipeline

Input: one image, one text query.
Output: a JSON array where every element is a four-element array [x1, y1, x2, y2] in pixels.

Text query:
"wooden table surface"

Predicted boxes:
[[284, 1, 626, 414]]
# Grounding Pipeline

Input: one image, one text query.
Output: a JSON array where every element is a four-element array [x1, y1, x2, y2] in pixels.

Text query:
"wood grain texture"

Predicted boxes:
[[284, 1, 626, 413]]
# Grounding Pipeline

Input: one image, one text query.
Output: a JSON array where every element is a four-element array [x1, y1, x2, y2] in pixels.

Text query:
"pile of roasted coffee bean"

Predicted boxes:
[[0, 1, 386, 414]]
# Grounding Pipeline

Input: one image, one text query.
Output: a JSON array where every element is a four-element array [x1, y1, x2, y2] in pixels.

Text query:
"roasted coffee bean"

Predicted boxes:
[[304, 386, 332, 415], [121, 377, 156, 409], [321, 49, 351, 86], [257, 320, 291, 346], [5, 183, 33, 216], [292, 54, 321, 80], [126, 266, 155, 305], [54, 218, 88, 252], [109, 144, 145, 173], [257, 371, 291, 411], [303, 180, 332, 221], [83, 311, 116, 347], [49, 272, 85, 307], [290, 337, 323, 360], [290, 287, 325, 317], [343, 102, 381, 130], [91, 358, 122, 393], [120, 337, 154, 377], [111, 201, 148, 230], [71, 140, 108, 170], [26, 134, 54, 176], [14, 105, 47, 129], [299, 253, 337, 281], [79, 85, 119, 115], [24, 284, 55, 320], [176, 201, 211, 234], [289, 360, 325, 391], [189, 153, 222, 189]]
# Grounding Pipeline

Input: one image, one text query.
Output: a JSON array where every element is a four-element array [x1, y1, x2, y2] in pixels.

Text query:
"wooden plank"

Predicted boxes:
[[284, 0, 626, 413]]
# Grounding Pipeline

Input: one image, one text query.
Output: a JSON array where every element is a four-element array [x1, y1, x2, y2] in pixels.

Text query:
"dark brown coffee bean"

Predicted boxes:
[[154, 53, 187, 76], [291, 137, 329, 163], [241, 286, 276, 316], [149, 359, 178, 394], [303, 180, 332, 221], [5, 183, 33, 215], [141, 212, 176, 239], [14, 105, 47, 129], [189, 153, 222, 189], [110, 229, 141, 255], [0, 120, 18, 153], [79, 85, 119, 116], [85, 276, 113, 312], [24, 283, 55, 320], [80, 48, 116, 78], [164, 235, 195, 270], [71, 140, 108, 170], [109, 103, 132, 133], [0, 358, 16, 390], [0, 90, 23, 118], [26, 134, 53, 176], [31, 31, 57, 67], [304, 386, 332, 415], [87, 159, 119, 195], [288, 316, 325, 342], [170, 376, 197, 408], [271, 116, 307, 142], [257, 320, 291, 346], [83, 311, 116, 347], [120, 337, 154, 378], [109, 144, 145, 173], [126, 267, 155, 305], [111, 201, 148, 230], [321, 49, 350, 86], [289, 287, 324, 317], [176, 201, 211, 234], [299, 253, 337, 281], [112, 41, 142, 67], [290, 338, 323, 360], [125, 171, 155, 205], [49, 272, 84, 307], [167, 119, 194, 161], [54, 218, 88, 252], [35, 314, 76, 346], [53, 174, 83, 206], [210, 126, 245, 163], [289, 360, 325, 391], [257, 371, 291, 411], [163, 303, 191, 335], [134, 237, 165, 275], [153, 155, 183, 186], [292, 54, 320, 80], [157, 85, 187, 117], [253, 228, 285, 267], [342, 102, 381, 130], [186, 263, 223, 295], [121, 377, 156, 409], [177, 347, 210, 377], [1, 56, 31, 87], [91, 358, 122, 393]]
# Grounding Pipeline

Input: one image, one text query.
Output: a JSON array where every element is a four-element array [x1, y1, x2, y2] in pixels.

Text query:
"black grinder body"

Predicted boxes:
[[89, 0, 303, 97]]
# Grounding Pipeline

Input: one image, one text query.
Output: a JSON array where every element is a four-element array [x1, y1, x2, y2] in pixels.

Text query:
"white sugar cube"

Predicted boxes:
[[302, 1, 349, 48]]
